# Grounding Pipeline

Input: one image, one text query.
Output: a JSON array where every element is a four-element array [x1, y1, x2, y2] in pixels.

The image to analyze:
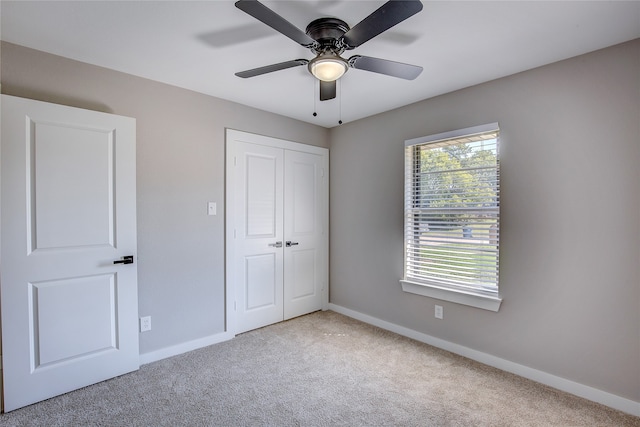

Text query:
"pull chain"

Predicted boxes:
[[338, 79, 343, 125], [313, 79, 318, 117]]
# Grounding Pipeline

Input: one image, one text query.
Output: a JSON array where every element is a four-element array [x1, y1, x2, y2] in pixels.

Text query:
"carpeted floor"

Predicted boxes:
[[1, 310, 638, 426]]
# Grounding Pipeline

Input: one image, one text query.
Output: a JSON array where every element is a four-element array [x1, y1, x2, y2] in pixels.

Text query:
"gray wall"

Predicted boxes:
[[329, 39, 640, 402], [0, 42, 329, 355]]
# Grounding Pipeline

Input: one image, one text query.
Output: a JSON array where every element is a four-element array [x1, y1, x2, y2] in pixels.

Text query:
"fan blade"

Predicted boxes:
[[235, 0, 318, 48], [349, 55, 422, 80], [235, 59, 308, 78], [341, 0, 423, 49], [320, 81, 336, 101]]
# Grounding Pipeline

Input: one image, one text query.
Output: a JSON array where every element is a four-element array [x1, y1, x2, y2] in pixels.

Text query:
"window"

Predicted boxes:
[[401, 123, 502, 311]]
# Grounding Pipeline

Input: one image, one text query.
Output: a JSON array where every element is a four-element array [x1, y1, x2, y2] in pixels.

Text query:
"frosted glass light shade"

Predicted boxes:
[[309, 55, 348, 82]]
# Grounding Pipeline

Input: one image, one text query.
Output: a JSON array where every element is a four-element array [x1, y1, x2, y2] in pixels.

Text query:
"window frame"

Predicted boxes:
[[400, 123, 502, 312]]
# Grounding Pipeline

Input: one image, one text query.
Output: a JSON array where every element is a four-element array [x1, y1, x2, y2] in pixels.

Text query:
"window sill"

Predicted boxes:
[[400, 280, 502, 312]]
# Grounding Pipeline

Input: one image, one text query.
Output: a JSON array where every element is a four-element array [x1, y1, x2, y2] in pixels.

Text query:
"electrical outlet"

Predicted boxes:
[[435, 305, 443, 320], [140, 316, 151, 332]]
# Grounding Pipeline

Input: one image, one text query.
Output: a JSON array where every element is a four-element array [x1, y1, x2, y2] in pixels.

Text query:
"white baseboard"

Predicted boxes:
[[139, 331, 234, 366], [328, 303, 640, 417]]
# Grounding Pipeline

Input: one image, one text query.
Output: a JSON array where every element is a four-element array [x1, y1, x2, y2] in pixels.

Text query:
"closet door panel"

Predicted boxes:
[[232, 142, 284, 334], [283, 150, 325, 320]]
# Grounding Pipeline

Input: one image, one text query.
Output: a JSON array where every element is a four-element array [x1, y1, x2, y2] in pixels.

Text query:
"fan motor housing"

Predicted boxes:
[[305, 18, 350, 54]]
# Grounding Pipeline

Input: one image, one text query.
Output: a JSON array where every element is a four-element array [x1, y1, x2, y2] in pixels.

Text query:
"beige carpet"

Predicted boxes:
[[1, 311, 638, 426]]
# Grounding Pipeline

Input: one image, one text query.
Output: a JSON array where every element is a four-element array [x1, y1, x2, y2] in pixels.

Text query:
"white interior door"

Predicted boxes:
[[1, 95, 139, 412], [232, 142, 285, 334], [283, 150, 326, 320], [226, 130, 328, 335]]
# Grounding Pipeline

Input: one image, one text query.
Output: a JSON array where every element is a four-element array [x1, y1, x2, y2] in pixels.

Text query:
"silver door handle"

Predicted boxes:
[[285, 241, 299, 247], [268, 241, 283, 248]]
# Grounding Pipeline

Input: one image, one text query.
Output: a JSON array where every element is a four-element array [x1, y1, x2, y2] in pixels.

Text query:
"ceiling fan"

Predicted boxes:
[[234, 0, 424, 101]]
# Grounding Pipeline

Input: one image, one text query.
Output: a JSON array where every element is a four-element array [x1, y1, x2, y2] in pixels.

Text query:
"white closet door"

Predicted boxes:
[[226, 130, 328, 335], [1, 95, 139, 411], [283, 150, 325, 320], [232, 142, 285, 334]]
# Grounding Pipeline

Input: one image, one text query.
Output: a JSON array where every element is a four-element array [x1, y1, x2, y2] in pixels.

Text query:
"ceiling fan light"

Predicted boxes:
[[309, 55, 348, 82]]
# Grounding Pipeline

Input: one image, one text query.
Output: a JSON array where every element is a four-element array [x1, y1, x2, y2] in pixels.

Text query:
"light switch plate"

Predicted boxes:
[[435, 305, 443, 319], [207, 201, 217, 216]]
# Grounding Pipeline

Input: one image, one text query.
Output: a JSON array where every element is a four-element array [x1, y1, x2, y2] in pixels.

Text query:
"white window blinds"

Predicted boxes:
[[404, 123, 500, 297]]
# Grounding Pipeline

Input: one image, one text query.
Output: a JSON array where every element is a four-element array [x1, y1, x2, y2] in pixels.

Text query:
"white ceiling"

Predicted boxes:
[[2, 1, 639, 128]]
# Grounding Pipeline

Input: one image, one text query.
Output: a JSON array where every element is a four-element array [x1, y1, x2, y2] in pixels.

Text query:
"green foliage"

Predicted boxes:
[[416, 140, 497, 229]]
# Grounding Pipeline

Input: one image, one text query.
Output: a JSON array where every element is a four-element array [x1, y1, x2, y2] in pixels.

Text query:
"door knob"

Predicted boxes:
[[268, 241, 283, 248], [285, 241, 299, 247], [113, 255, 134, 265]]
